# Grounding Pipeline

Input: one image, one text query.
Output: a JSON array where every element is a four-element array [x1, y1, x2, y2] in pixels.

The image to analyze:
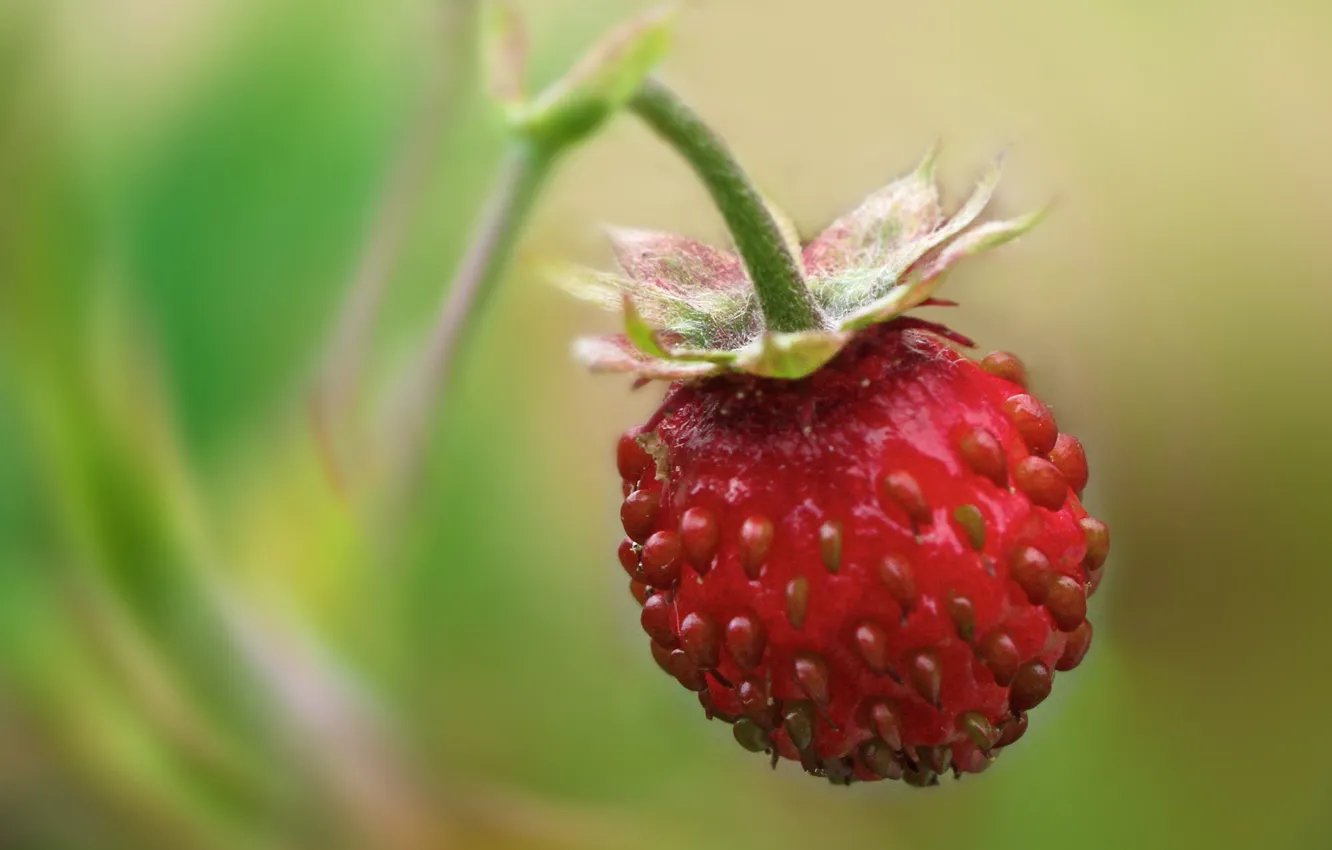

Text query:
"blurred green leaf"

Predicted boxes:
[[123, 8, 415, 456]]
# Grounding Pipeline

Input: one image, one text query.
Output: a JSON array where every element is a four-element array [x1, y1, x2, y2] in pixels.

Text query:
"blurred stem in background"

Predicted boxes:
[[312, 0, 480, 492], [378, 5, 674, 500], [381, 140, 552, 494]]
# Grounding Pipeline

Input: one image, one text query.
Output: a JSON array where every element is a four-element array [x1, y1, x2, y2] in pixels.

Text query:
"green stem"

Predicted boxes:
[[385, 141, 553, 487], [629, 78, 823, 333]]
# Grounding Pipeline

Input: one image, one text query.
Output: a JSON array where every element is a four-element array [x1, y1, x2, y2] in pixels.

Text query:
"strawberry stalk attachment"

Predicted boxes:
[[629, 78, 823, 334]]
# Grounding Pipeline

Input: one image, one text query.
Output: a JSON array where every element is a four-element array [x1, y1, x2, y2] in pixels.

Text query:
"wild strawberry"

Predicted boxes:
[[568, 148, 1107, 785]]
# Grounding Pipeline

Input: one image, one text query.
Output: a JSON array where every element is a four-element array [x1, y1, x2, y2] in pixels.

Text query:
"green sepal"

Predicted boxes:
[[841, 205, 1050, 329], [622, 296, 673, 360], [732, 330, 851, 379]]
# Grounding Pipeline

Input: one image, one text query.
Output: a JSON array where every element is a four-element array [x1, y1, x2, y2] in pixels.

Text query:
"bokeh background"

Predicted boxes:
[[3, 0, 1331, 848]]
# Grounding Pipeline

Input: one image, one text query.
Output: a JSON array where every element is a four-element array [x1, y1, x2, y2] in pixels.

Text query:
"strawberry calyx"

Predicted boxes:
[[564, 144, 1047, 380]]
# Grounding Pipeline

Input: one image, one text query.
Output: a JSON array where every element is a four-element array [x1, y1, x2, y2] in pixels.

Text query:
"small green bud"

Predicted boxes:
[[505, 5, 676, 150]]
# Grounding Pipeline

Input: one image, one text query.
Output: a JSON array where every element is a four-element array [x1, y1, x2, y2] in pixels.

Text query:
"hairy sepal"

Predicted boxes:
[[808, 153, 1002, 320], [567, 149, 1045, 382], [573, 334, 717, 379], [802, 144, 943, 279], [841, 206, 1049, 329]]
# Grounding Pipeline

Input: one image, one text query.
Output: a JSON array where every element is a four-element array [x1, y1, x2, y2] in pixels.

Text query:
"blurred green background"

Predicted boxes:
[[3, 0, 1331, 848]]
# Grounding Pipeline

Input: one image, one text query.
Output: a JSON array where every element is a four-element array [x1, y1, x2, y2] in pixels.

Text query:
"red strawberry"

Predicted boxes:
[[571, 149, 1107, 784]]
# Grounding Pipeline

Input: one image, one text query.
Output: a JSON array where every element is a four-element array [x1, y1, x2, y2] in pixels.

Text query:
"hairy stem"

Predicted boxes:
[[629, 78, 823, 333], [384, 142, 552, 487]]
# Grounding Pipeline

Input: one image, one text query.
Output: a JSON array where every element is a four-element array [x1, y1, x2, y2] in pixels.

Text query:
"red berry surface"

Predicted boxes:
[[616, 323, 1108, 785]]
